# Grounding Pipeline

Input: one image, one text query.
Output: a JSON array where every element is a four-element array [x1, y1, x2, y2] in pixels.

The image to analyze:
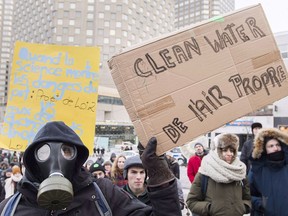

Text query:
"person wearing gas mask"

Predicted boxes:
[[0, 121, 181, 216]]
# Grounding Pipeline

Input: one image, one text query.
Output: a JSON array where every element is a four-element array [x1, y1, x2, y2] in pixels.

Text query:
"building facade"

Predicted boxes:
[[174, 0, 235, 29], [0, 0, 13, 121]]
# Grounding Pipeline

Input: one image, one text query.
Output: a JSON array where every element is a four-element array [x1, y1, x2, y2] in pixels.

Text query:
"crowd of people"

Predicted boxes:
[[1, 121, 288, 215]]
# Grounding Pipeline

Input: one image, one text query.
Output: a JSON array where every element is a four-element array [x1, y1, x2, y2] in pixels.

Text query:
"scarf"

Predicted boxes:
[[198, 151, 246, 183]]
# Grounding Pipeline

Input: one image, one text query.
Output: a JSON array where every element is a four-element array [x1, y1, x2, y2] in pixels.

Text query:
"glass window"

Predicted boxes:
[[109, 30, 116, 36], [116, 22, 121, 27], [115, 38, 121, 44], [69, 20, 75, 25], [88, 5, 94, 11], [103, 38, 109, 44], [56, 36, 62, 41], [87, 14, 94, 19], [70, 3, 76, 9], [104, 21, 109, 27], [68, 36, 74, 42], [57, 19, 63, 25], [86, 30, 93, 36], [86, 38, 93, 44], [58, 2, 64, 8], [99, 13, 104, 18], [105, 5, 110, 10], [75, 28, 80, 34]]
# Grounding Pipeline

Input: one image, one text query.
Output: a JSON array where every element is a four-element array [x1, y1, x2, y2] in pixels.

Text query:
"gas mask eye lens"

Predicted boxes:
[[61, 144, 76, 159], [36, 144, 51, 161]]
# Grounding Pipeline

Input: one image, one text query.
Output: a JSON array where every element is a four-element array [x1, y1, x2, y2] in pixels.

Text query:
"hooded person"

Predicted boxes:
[[0, 121, 182, 216], [240, 122, 262, 174], [186, 133, 251, 216], [249, 128, 288, 215]]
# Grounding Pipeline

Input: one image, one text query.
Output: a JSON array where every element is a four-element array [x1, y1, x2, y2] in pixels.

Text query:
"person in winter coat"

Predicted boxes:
[[123, 155, 150, 205], [241, 122, 262, 174], [186, 133, 251, 216], [249, 128, 288, 215], [3, 165, 23, 199], [0, 121, 181, 215], [110, 155, 127, 188], [187, 143, 208, 183]]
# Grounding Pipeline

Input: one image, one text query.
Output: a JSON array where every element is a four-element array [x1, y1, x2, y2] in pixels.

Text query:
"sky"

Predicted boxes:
[[235, 0, 288, 33]]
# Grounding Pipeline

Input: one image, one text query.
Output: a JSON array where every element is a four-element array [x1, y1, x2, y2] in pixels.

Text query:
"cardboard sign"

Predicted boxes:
[[108, 4, 288, 155], [0, 42, 100, 154]]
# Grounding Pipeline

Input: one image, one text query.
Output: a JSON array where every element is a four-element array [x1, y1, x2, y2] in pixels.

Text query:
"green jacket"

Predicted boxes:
[[186, 173, 251, 216]]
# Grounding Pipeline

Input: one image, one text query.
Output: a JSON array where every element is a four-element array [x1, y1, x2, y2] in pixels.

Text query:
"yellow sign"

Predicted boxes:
[[0, 42, 100, 154]]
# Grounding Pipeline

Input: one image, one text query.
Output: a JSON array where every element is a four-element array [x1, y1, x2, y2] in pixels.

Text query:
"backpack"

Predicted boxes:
[[0, 182, 112, 216]]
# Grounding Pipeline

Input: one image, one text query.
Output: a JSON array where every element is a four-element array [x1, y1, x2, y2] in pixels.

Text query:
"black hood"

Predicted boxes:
[[23, 121, 89, 183]]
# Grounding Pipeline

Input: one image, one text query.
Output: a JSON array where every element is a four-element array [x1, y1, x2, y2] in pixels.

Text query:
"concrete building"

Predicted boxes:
[[1, 0, 175, 145], [0, 0, 13, 121], [174, 0, 235, 29]]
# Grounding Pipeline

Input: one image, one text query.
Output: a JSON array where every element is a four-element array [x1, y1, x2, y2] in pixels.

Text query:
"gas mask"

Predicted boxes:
[[35, 142, 77, 210]]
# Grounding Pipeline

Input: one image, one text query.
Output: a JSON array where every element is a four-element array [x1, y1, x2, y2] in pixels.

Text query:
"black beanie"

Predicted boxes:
[[89, 162, 105, 174], [251, 122, 262, 131]]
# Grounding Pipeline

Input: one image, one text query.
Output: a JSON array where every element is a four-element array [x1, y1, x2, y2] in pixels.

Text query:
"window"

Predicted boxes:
[[70, 3, 76, 9], [69, 20, 75, 25], [88, 5, 94, 11], [99, 13, 104, 18], [88, 0, 95, 2], [58, 3, 64, 8], [116, 22, 121, 27], [87, 21, 94, 29], [56, 36, 62, 41], [87, 14, 94, 19], [110, 30, 115, 35], [86, 38, 93, 44], [68, 36, 74, 42], [57, 19, 63, 25], [105, 5, 110, 10], [115, 38, 121, 44], [86, 30, 93, 36], [103, 38, 109, 44], [75, 28, 80, 34], [63, 27, 68, 34]]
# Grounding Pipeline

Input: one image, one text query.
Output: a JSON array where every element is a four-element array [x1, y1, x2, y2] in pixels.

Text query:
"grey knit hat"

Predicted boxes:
[[123, 155, 143, 179]]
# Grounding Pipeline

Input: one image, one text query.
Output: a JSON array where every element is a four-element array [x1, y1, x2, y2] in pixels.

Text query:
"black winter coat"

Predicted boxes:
[[0, 169, 181, 216]]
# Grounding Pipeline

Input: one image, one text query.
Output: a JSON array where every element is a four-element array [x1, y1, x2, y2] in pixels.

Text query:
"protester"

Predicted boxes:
[[89, 162, 106, 179], [187, 142, 208, 183], [165, 152, 180, 179], [249, 128, 288, 215], [95, 155, 104, 165], [110, 155, 127, 188], [186, 133, 251, 215], [0, 121, 181, 215], [4, 165, 23, 199], [103, 160, 112, 178], [241, 122, 262, 174], [123, 155, 150, 205], [84, 159, 94, 171], [109, 152, 116, 163]]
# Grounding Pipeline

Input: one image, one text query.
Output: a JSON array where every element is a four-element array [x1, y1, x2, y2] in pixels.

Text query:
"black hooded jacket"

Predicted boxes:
[[0, 121, 181, 216]]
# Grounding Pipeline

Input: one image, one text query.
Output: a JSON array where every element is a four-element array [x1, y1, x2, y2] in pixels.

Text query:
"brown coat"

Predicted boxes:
[[186, 173, 251, 216]]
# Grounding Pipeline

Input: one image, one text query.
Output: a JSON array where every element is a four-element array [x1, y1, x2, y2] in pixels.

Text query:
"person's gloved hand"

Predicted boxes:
[[138, 137, 175, 187]]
